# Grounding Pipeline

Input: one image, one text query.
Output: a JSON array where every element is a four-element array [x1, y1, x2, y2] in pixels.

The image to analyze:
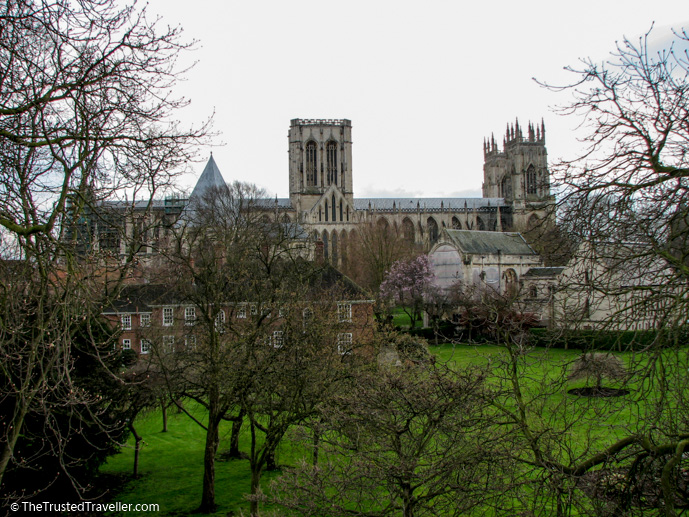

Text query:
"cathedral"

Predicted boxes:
[[250, 118, 554, 261], [69, 118, 555, 265]]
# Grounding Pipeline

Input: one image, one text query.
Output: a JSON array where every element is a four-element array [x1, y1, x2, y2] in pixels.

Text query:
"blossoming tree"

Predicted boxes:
[[379, 255, 435, 329]]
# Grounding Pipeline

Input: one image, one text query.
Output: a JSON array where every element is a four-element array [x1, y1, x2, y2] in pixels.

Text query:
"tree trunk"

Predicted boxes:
[[266, 447, 277, 471], [0, 405, 28, 487], [198, 393, 220, 513], [160, 398, 168, 433], [227, 408, 245, 459], [249, 466, 261, 517], [402, 483, 414, 517], [129, 422, 142, 478], [312, 426, 320, 466]]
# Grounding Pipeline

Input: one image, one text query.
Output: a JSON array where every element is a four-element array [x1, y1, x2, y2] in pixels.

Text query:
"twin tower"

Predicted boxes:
[[284, 118, 553, 244]]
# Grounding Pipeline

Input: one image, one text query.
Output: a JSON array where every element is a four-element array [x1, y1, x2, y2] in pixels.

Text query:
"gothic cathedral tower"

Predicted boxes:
[[288, 119, 354, 219], [482, 119, 554, 231]]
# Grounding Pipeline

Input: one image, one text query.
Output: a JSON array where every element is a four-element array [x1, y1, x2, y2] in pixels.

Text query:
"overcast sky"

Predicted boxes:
[[146, 0, 688, 199]]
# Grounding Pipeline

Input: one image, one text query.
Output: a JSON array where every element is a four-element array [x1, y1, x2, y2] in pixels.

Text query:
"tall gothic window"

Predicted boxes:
[[332, 231, 338, 264], [332, 195, 336, 221], [327, 141, 337, 185], [427, 217, 439, 245], [501, 175, 512, 199], [526, 165, 537, 195], [402, 218, 415, 241], [339, 201, 343, 222], [305, 141, 317, 187], [325, 200, 329, 222]]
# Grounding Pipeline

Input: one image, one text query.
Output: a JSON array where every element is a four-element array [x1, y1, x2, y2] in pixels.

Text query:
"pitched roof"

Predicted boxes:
[[103, 283, 179, 314], [441, 229, 536, 256], [523, 267, 565, 278], [354, 197, 506, 211], [190, 155, 228, 200]]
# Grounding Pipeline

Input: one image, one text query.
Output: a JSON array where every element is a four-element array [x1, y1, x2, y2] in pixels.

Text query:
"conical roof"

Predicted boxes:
[[190, 155, 228, 199]]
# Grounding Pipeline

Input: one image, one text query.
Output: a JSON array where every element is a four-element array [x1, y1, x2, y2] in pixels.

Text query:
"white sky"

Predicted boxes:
[[145, 0, 688, 199]]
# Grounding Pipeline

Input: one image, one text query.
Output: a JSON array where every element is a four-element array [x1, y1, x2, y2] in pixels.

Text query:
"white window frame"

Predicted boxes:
[[140, 339, 151, 354], [250, 304, 258, 315], [272, 331, 284, 348], [337, 333, 353, 355], [185, 335, 197, 350], [121, 314, 132, 330], [185, 306, 196, 326], [122, 338, 131, 350], [140, 313, 151, 327], [163, 335, 175, 353], [337, 303, 352, 323], [163, 307, 174, 327], [237, 304, 247, 319], [303, 307, 314, 328], [215, 309, 226, 332]]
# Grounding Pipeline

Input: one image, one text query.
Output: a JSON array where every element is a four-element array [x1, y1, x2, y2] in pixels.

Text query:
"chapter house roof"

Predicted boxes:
[[442, 229, 536, 256], [190, 155, 228, 200]]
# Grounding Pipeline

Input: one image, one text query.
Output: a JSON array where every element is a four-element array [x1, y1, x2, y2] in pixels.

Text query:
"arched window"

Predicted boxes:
[[303, 307, 313, 327], [529, 285, 538, 298], [332, 231, 338, 264], [340, 230, 348, 266], [528, 214, 540, 230], [325, 200, 329, 222], [305, 141, 317, 187], [215, 309, 226, 331], [346, 206, 350, 221], [322, 231, 329, 260], [327, 141, 338, 185], [452, 216, 461, 229], [526, 165, 537, 195], [476, 217, 485, 231], [402, 218, 415, 241], [332, 195, 336, 222], [501, 175, 512, 199], [282, 214, 291, 223], [427, 217, 439, 245], [339, 201, 343, 222], [503, 269, 518, 297]]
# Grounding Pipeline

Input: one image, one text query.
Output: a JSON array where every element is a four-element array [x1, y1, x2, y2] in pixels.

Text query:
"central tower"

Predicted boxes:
[[288, 119, 354, 214]]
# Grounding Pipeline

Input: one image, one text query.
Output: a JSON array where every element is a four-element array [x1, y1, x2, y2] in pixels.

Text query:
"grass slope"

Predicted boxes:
[[101, 404, 298, 516], [101, 343, 685, 516]]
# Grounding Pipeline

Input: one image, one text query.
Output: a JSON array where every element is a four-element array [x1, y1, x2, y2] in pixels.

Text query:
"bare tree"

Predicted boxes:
[[268, 363, 505, 517], [476, 29, 689, 515], [152, 184, 367, 515], [342, 220, 420, 294], [0, 0, 209, 497], [568, 352, 627, 392]]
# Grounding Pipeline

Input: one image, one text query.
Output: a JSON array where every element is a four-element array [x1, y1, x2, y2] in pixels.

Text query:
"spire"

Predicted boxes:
[[190, 155, 228, 200]]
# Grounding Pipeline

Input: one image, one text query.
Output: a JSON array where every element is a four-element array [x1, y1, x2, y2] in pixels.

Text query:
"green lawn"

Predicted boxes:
[[101, 343, 687, 516], [100, 405, 300, 516]]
